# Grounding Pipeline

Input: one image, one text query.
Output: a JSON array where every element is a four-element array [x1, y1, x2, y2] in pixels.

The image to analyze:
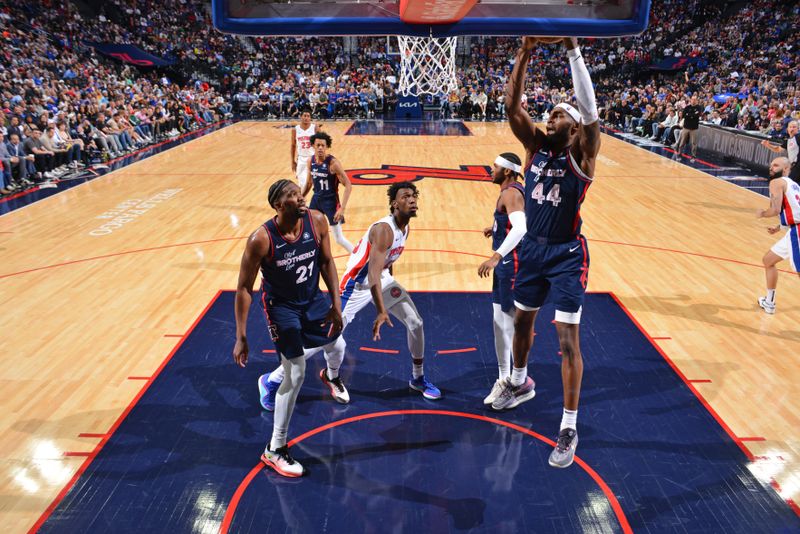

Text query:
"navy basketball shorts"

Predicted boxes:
[[512, 235, 590, 320], [492, 269, 516, 313], [309, 195, 343, 226], [261, 292, 340, 359]]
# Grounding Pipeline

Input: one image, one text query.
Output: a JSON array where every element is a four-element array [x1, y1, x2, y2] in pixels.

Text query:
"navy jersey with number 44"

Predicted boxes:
[[260, 211, 320, 307], [310, 155, 339, 199], [524, 146, 593, 241]]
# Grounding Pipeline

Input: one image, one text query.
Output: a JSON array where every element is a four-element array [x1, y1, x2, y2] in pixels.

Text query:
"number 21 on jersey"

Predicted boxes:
[[531, 182, 562, 206]]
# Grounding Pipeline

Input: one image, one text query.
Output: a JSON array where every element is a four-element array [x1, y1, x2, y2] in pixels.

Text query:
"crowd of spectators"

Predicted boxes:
[[0, 0, 798, 195]]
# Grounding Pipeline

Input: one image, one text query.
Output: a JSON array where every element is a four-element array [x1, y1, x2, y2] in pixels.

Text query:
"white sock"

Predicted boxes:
[[267, 365, 284, 383], [268, 346, 321, 383], [766, 289, 776, 304], [323, 336, 345, 379], [387, 297, 426, 379], [560, 408, 578, 431], [492, 304, 513, 380], [332, 224, 354, 253], [269, 355, 306, 451], [510, 366, 527, 387], [412, 362, 424, 379]]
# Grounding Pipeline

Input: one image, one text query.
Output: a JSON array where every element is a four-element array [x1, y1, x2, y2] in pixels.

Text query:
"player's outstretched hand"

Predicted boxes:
[[478, 256, 500, 278], [325, 306, 344, 337], [372, 311, 394, 341], [767, 225, 780, 235], [483, 227, 492, 238], [233, 337, 249, 368], [333, 208, 345, 223]]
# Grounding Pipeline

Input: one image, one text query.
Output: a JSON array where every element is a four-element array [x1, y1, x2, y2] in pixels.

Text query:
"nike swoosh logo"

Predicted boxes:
[[569, 245, 580, 252], [276, 243, 286, 249], [502, 259, 512, 265]]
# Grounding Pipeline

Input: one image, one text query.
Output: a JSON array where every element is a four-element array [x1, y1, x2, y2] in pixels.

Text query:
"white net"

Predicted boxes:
[[397, 35, 459, 97]]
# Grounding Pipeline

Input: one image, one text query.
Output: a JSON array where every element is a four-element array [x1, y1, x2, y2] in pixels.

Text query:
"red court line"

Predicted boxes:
[[28, 290, 224, 534], [0, 185, 42, 204], [770, 481, 800, 516], [261, 349, 276, 353], [4, 235, 795, 281], [127, 376, 151, 380], [163, 334, 183, 338], [609, 293, 753, 460], [360, 347, 400, 354], [688, 379, 713, 384], [611, 292, 800, 519], [63, 452, 92, 457], [78, 433, 108, 439], [219, 410, 633, 534], [436, 347, 477, 354], [0, 236, 244, 280], [651, 337, 672, 340]]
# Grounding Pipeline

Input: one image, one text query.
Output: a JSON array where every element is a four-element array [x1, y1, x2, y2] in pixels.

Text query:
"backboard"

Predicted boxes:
[[212, 0, 651, 38]]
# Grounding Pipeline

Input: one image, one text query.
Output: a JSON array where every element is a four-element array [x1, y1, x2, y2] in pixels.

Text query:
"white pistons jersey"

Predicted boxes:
[[339, 214, 408, 295], [779, 177, 800, 227], [295, 124, 316, 160]]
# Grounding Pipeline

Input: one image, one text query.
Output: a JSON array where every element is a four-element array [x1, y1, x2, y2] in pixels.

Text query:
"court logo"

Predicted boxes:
[[346, 164, 491, 185]]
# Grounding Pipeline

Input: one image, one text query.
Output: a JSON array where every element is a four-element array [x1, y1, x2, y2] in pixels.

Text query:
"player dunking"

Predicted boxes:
[[498, 36, 601, 469], [477, 153, 527, 405], [757, 157, 800, 314], [301, 132, 354, 253], [233, 179, 345, 477], [260, 182, 441, 404], [291, 110, 318, 192]]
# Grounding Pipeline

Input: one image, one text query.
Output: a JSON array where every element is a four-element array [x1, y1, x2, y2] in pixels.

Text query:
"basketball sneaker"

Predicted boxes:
[[491, 376, 535, 411], [483, 379, 506, 405], [758, 296, 776, 315], [258, 374, 281, 412], [319, 369, 350, 404], [261, 445, 305, 478], [409, 375, 442, 400], [548, 428, 579, 468]]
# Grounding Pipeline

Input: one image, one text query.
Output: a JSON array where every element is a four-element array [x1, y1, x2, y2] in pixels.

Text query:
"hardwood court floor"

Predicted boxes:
[[1, 120, 798, 531]]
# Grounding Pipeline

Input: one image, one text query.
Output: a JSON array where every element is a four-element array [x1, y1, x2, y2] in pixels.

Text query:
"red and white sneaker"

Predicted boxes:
[[319, 369, 350, 404], [261, 445, 305, 477]]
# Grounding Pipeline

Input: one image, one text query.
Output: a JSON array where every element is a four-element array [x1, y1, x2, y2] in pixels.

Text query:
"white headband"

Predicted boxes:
[[554, 102, 581, 124], [495, 155, 522, 174]]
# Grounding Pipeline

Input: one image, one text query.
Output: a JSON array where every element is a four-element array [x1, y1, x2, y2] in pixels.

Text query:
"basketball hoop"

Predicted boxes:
[[397, 35, 458, 97]]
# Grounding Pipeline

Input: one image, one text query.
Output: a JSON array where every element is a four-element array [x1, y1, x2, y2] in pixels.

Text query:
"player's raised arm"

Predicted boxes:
[[563, 37, 601, 176], [367, 222, 395, 340], [233, 227, 270, 367], [311, 209, 343, 336], [506, 37, 545, 156]]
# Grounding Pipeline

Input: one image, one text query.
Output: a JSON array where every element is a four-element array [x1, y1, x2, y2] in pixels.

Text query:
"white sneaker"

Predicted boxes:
[[758, 296, 776, 314], [261, 445, 305, 477], [319, 369, 350, 404], [483, 379, 506, 405]]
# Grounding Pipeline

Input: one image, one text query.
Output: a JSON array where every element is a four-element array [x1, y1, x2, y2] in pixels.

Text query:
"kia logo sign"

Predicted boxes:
[[398, 101, 418, 108]]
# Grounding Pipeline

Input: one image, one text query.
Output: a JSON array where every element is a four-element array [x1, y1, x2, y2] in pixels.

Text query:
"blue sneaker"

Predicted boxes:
[[409, 375, 442, 400], [258, 374, 281, 411]]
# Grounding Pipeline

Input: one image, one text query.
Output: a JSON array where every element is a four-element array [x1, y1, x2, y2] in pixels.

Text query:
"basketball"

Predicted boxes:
[[535, 36, 564, 44]]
